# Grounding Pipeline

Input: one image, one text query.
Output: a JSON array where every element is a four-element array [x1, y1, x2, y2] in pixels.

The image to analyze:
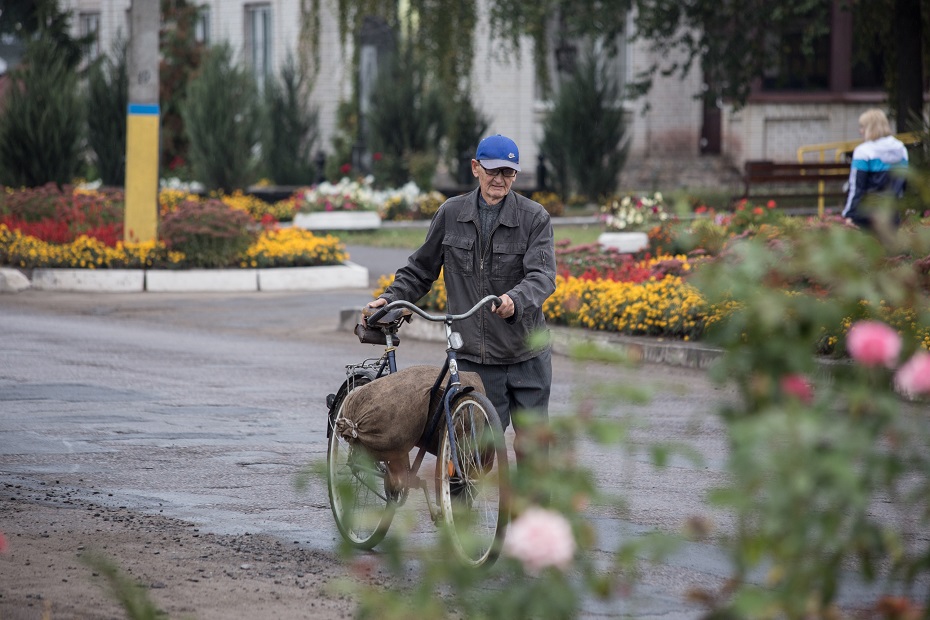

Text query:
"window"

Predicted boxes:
[[79, 12, 100, 62], [195, 6, 211, 45], [761, 28, 830, 92], [245, 4, 272, 89]]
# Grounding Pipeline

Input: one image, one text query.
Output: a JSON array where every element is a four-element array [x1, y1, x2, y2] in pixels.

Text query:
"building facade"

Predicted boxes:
[[63, 0, 923, 192]]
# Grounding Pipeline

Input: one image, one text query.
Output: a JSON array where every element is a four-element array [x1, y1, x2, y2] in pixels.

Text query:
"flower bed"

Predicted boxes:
[[0, 224, 345, 270], [0, 185, 347, 270]]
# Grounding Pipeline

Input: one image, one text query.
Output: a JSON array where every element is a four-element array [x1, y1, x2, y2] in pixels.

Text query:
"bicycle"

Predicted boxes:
[[325, 295, 510, 568]]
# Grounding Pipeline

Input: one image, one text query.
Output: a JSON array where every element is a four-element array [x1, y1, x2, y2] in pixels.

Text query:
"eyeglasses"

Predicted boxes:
[[479, 164, 517, 178]]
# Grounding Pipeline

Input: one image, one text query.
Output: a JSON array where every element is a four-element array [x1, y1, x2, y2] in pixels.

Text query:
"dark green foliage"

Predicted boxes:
[[0, 37, 85, 187], [180, 43, 263, 192], [0, 0, 91, 72], [158, 199, 258, 268], [262, 54, 320, 185], [540, 53, 628, 201], [87, 39, 129, 186], [324, 100, 358, 181], [445, 92, 489, 185], [160, 0, 205, 170], [367, 46, 445, 189]]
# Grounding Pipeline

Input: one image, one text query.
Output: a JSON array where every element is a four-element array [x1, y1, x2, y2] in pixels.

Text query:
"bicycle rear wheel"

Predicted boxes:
[[327, 378, 396, 549], [436, 391, 509, 568]]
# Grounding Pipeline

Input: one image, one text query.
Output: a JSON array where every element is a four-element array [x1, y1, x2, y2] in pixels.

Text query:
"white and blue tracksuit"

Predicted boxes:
[[842, 135, 909, 226]]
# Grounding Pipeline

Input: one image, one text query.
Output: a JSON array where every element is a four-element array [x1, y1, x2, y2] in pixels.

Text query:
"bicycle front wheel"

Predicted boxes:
[[436, 391, 509, 568], [327, 379, 396, 549]]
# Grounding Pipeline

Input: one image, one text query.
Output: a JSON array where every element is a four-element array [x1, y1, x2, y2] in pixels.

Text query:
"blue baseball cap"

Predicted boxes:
[[475, 134, 521, 171]]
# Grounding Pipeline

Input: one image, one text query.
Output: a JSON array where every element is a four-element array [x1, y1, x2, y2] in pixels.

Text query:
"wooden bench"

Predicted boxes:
[[735, 160, 850, 211]]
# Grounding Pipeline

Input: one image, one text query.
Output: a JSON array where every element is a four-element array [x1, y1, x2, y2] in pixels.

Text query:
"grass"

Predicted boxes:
[[334, 223, 605, 250]]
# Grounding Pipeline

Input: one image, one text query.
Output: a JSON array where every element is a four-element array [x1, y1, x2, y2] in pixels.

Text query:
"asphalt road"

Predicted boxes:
[[0, 279, 901, 617]]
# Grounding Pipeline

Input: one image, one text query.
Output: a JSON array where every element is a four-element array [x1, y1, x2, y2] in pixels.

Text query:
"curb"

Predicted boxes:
[[2, 262, 369, 294], [337, 307, 722, 370]]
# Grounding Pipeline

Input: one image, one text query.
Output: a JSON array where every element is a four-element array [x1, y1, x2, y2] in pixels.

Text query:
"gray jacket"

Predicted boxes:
[[381, 188, 557, 365]]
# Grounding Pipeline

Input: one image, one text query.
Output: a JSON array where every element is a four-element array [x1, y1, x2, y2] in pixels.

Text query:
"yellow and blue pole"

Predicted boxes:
[[124, 2, 160, 244], [125, 103, 159, 243]]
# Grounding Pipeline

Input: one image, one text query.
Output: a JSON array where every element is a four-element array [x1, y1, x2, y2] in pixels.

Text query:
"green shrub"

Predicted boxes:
[[0, 37, 85, 187], [540, 52, 628, 201], [262, 54, 320, 185], [181, 43, 263, 192], [367, 45, 445, 189], [159, 0, 205, 171], [445, 92, 488, 185], [87, 39, 129, 186], [158, 199, 258, 268], [324, 100, 358, 181]]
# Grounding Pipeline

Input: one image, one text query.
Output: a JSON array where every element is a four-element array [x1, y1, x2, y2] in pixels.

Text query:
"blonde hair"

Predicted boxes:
[[859, 108, 893, 142]]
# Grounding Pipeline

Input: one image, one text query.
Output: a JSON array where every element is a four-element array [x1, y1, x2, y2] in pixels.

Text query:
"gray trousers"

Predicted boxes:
[[457, 348, 552, 432]]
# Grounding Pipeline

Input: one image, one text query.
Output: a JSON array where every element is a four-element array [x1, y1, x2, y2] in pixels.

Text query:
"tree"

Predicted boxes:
[[486, 0, 928, 132], [262, 54, 320, 185], [540, 53, 628, 200], [87, 39, 129, 186], [180, 43, 263, 192], [160, 0, 205, 170], [863, 0, 926, 131], [366, 44, 445, 189], [0, 0, 92, 72], [0, 37, 85, 187]]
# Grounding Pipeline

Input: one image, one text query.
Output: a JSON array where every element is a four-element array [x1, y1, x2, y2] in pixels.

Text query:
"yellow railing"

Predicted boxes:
[[796, 132, 919, 216]]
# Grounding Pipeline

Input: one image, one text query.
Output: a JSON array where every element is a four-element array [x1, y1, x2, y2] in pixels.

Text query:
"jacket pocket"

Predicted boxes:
[[443, 234, 474, 275], [491, 241, 526, 280]]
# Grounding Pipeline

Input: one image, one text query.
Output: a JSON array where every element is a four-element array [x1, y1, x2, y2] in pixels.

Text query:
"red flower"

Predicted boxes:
[[339, 163, 352, 175], [780, 374, 814, 404], [753, 207, 764, 215], [695, 205, 708, 214], [766, 200, 776, 209], [372, 152, 383, 162], [168, 156, 186, 171]]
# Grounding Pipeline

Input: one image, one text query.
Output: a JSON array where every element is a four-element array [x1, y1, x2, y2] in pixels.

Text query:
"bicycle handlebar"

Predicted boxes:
[[366, 295, 503, 326]]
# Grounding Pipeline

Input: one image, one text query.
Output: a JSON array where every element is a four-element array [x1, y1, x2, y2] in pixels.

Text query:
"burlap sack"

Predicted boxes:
[[419, 370, 486, 456], [335, 365, 485, 461]]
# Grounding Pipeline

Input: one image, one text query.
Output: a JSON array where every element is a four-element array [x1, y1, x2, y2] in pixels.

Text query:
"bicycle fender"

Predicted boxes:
[[441, 385, 478, 480]]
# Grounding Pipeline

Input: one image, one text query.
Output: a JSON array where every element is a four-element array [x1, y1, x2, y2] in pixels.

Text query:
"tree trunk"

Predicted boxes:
[[893, 0, 925, 132]]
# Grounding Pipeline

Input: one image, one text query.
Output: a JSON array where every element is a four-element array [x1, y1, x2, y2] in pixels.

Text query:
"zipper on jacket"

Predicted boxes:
[[477, 219, 501, 364]]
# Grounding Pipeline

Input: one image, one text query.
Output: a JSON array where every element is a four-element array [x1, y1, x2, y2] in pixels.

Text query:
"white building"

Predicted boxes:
[[63, 0, 914, 192]]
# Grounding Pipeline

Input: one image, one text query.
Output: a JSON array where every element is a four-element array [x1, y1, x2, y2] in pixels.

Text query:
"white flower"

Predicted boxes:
[[503, 507, 576, 574]]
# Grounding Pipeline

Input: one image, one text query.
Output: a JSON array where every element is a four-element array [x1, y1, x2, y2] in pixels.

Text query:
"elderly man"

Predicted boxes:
[[367, 134, 557, 463]]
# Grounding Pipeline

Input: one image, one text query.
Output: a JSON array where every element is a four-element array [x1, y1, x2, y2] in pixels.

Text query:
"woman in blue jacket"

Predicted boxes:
[[842, 108, 909, 229]]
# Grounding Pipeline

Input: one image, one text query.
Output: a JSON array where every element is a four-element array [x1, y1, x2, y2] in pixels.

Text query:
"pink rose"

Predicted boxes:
[[502, 507, 575, 574], [846, 321, 901, 368], [780, 374, 814, 404], [895, 352, 930, 398]]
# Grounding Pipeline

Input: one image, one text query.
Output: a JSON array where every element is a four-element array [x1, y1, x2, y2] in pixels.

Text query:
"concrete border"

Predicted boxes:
[[32, 269, 145, 293], [145, 269, 258, 293], [10, 262, 370, 294], [258, 262, 367, 291]]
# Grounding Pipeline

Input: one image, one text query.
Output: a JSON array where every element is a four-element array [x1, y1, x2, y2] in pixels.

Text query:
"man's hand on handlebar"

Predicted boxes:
[[362, 297, 387, 326], [491, 294, 514, 319]]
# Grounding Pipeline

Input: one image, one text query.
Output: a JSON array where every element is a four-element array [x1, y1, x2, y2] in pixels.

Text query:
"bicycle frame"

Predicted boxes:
[[362, 295, 501, 487]]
